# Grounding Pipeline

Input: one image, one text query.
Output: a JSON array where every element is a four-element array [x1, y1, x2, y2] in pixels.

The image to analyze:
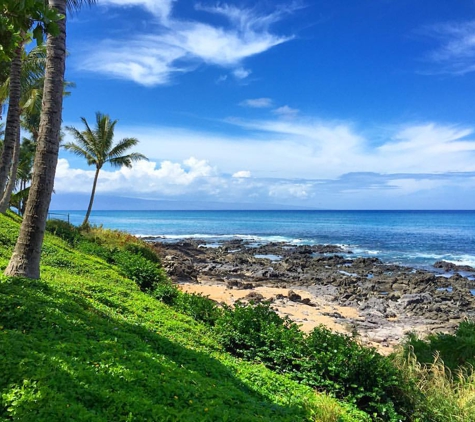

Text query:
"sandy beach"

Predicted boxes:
[[153, 238, 475, 353]]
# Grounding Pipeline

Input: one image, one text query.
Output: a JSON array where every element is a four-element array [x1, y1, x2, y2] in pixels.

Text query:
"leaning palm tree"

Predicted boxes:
[[64, 112, 148, 227]]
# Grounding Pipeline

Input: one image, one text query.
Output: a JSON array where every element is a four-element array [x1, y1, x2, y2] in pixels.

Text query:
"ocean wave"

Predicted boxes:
[[443, 255, 475, 268], [136, 233, 295, 243]]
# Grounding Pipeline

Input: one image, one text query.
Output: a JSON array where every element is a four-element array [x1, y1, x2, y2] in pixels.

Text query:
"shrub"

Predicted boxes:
[[301, 326, 415, 421], [152, 281, 180, 305], [174, 292, 222, 326], [404, 320, 475, 372], [124, 242, 160, 264], [213, 301, 418, 421], [214, 301, 305, 369], [45, 219, 81, 245], [113, 250, 167, 291], [75, 240, 117, 263]]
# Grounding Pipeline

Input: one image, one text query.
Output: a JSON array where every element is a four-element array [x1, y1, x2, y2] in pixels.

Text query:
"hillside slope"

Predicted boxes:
[[0, 213, 364, 422]]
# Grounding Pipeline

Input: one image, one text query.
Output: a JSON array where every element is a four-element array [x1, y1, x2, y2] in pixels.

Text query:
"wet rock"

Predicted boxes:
[[434, 260, 475, 273], [152, 237, 475, 342]]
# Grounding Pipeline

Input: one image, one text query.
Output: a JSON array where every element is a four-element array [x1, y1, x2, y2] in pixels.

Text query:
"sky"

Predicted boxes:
[[50, 0, 475, 210]]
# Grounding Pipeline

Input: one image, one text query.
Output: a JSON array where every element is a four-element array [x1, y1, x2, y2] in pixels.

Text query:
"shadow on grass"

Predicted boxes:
[[0, 277, 310, 421]]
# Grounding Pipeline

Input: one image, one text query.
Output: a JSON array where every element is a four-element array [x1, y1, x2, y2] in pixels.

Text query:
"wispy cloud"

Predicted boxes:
[[232, 170, 251, 178], [78, 1, 297, 86], [421, 20, 475, 75], [59, 114, 475, 208], [100, 0, 175, 22], [272, 105, 300, 118], [233, 67, 252, 79], [239, 98, 274, 108]]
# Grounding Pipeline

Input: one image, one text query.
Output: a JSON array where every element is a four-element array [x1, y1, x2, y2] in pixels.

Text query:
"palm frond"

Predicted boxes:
[[62, 142, 96, 166], [109, 152, 148, 169], [66, 0, 97, 13], [107, 137, 139, 160]]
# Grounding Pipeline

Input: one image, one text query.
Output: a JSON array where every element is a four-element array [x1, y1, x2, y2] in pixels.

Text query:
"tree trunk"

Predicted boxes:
[[82, 166, 101, 227], [0, 123, 20, 213], [5, 0, 66, 279], [0, 43, 23, 199]]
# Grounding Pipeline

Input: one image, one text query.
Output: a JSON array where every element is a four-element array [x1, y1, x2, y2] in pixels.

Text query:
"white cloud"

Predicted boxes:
[[239, 98, 273, 108], [100, 0, 175, 22], [233, 67, 251, 79], [55, 157, 220, 197], [272, 105, 300, 118], [78, 116, 473, 183], [422, 20, 475, 75], [79, 2, 296, 86], [59, 114, 475, 208], [232, 170, 251, 178], [269, 183, 311, 199]]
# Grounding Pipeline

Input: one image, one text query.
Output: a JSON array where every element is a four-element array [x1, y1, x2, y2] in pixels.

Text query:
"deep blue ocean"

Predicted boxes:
[[57, 210, 475, 270]]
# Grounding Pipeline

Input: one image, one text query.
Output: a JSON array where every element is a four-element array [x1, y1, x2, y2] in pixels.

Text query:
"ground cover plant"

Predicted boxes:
[[6, 213, 475, 421], [0, 212, 369, 422]]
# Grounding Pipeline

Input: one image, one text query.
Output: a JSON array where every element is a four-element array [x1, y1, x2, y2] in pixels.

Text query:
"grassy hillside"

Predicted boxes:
[[0, 213, 365, 422]]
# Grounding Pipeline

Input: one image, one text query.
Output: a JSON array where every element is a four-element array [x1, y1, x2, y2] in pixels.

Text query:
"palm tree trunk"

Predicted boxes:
[[82, 166, 101, 227], [5, 0, 66, 279], [0, 43, 23, 200], [0, 123, 21, 213]]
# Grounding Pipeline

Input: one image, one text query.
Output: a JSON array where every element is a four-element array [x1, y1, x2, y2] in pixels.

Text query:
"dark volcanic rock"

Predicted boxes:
[[434, 260, 475, 273], [288, 290, 302, 302], [242, 292, 265, 303], [151, 238, 475, 331]]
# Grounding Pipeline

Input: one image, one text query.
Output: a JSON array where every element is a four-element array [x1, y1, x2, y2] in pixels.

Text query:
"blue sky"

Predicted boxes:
[[52, 0, 475, 210]]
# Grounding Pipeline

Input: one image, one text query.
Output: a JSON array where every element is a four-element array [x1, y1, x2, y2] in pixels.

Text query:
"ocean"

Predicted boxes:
[[57, 210, 475, 270]]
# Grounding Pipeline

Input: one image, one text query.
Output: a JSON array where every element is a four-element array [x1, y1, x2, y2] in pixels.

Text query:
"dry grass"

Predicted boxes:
[[396, 348, 475, 422]]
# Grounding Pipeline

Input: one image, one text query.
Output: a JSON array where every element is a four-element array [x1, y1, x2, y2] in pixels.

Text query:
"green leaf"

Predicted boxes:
[[32, 24, 43, 45]]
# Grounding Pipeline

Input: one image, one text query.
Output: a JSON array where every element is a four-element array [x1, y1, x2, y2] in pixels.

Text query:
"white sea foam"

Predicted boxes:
[[444, 255, 475, 268]]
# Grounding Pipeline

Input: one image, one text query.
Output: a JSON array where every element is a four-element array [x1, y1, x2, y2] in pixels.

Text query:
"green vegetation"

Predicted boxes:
[[0, 213, 369, 421], [403, 321, 475, 372], [2, 213, 475, 421]]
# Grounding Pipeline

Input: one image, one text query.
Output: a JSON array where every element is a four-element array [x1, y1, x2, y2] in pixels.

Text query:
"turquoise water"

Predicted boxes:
[[60, 210, 475, 268]]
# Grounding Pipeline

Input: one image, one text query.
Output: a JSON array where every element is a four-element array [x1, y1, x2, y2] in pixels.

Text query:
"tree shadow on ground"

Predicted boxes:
[[0, 277, 310, 421]]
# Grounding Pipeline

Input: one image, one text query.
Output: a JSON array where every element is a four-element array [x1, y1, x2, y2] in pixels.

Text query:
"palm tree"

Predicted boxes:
[[5, 0, 96, 279], [0, 41, 23, 197], [64, 112, 148, 227], [9, 137, 36, 215], [0, 44, 47, 213]]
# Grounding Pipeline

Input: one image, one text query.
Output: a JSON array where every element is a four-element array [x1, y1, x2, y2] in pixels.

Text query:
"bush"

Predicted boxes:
[[213, 301, 418, 421], [113, 250, 168, 291], [214, 301, 305, 369], [45, 219, 81, 245], [302, 326, 414, 421], [152, 281, 180, 305], [124, 242, 160, 264], [174, 292, 222, 326], [75, 240, 117, 263], [404, 320, 475, 372]]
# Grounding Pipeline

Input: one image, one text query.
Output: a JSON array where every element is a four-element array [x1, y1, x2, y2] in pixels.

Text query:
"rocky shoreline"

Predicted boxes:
[[151, 238, 475, 351]]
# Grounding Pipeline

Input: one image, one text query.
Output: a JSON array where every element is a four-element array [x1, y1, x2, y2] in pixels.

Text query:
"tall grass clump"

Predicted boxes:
[[395, 350, 475, 421], [403, 320, 475, 372]]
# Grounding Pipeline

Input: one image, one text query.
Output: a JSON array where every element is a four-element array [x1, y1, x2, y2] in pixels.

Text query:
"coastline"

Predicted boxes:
[[151, 238, 475, 353]]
